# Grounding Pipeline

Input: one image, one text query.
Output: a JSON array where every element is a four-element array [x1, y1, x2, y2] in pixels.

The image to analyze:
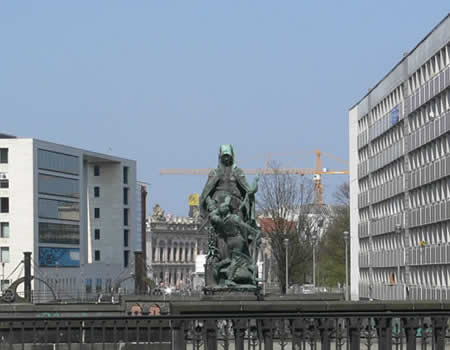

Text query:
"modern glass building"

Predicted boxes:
[[0, 134, 138, 300], [349, 14, 450, 300]]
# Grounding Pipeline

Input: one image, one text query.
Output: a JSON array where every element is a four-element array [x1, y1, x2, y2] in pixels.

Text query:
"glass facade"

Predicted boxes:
[[38, 199, 80, 221], [38, 149, 79, 175], [39, 223, 80, 244], [38, 174, 79, 198]]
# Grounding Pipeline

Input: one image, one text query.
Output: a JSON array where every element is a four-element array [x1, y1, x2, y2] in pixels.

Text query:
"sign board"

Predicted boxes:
[[195, 254, 206, 273], [188, 194, 199, 206], [391, 106, 399, 125]]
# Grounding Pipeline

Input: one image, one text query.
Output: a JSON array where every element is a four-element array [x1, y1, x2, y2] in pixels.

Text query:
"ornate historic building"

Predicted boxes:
[[148, 205, 207, 290]]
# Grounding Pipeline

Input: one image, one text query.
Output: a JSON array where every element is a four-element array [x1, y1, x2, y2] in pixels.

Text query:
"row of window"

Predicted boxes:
[[371, 123, 403, 156], [93, 164, 129, 185], [371, 159, 404, 188], [410, 221, 450, 246], [409, 178, 450, 209], [407, 44, 450, 95], [369, 86, 404, 125], [92, 186, 129, 205], [93, 228, 128, 247], [371, 194, 405, 219], [156, 270, 189, 286], [409, 265, 450, 288], [408, 91, 450, 133], [85, 277, 112, 294], [408, 135, 449, 171], [93, 249, 130, 268]]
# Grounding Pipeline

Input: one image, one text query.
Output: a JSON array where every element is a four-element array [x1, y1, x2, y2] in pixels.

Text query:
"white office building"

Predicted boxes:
[[350, 14, 450, 300], [0, 134, 138, 301]]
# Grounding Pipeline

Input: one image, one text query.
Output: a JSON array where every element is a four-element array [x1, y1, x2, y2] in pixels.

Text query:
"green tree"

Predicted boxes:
[[317, 182, 350, 287]]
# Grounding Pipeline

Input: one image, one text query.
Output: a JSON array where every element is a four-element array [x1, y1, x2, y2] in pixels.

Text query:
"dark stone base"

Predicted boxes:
[[202, 285, 263, 301]]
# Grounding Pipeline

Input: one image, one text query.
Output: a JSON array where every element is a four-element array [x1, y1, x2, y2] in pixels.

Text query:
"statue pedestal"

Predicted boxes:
[[202, 285, 262, 301]]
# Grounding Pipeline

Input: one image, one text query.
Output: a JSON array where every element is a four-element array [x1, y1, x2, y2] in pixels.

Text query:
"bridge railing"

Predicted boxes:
[[0, 302, 450, 349]]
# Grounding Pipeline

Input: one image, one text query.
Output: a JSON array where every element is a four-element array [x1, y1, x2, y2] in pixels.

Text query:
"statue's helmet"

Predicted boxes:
[[218, 144, 235, 166]]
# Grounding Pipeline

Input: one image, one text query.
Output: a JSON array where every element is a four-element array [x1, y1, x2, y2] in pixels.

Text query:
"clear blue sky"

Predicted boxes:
[[1, 2, 449, 216]]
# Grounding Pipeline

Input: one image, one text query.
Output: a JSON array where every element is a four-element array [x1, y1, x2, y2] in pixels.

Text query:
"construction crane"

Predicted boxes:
[[160, 150, 349, 205]]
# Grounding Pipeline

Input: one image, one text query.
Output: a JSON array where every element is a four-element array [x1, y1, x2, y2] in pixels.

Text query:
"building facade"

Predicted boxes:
[[149, 204, 207, 291], [0, 134, 138, 300], [349, 14, 450, 300]]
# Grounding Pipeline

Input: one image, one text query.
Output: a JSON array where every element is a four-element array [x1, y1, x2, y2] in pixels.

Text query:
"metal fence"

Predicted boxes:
[[0, 311, 450, 349]]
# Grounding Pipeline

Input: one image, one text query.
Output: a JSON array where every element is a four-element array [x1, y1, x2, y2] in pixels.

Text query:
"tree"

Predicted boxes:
[[257, 162, 316, 293], [317, 182, 350, 287]]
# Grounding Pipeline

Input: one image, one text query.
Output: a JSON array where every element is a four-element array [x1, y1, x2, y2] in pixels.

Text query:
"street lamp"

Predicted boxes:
[[311, 233, 318, 287], [283, 238, 289, 294], [343, 231, 350, 301]]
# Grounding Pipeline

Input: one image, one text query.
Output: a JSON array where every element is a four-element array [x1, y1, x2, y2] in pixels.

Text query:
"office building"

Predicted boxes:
[[349, 14, 450, 300], [0, 134, 137, 300]]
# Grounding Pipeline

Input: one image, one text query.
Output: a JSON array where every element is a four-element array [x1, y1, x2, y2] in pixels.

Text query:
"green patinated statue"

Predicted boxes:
[[200, 145, 261, 290]]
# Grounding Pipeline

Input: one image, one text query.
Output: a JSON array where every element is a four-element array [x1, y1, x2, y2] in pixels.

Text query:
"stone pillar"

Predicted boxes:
[[187, 243, 191, 262]]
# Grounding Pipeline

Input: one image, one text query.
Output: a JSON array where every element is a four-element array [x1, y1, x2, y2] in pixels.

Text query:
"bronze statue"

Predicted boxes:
[[200, 145, 261, 290]]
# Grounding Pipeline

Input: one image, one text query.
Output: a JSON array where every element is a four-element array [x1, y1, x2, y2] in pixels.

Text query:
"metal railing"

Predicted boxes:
[[0, 309, 449, 349]]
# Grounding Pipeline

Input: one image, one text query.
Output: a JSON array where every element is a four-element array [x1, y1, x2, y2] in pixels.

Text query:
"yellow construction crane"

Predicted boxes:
[[160, 150, 349, 205]]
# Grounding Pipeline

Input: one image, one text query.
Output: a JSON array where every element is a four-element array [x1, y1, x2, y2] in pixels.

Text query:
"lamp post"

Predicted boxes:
[[311, 233, 318, 287], [283, 238, 289, 294], [343, 231, 349, 301]]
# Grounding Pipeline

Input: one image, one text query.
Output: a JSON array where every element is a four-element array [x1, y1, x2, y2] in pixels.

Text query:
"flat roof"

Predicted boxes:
[[350, 12, 450, 110]]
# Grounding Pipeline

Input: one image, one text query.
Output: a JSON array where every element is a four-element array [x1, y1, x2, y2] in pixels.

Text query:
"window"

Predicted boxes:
[[96, 278, 102, 292], [85, 279, 92, 294], [94, 229, 100, 240], [124, 250, 129, 267], [94, 208, 100, 218], [1, 279, 9, 292], [0, 223, 9, 238], [123, 166, 128, 184], [94, 250, 101, 261], [39, 223, 79, 245], [94, 186, 100, 198], [0, 247, 9, 263], [167, 248, 171, 262], [123, 188, 128, 205], [38, 149, 79, 175], [0, 198, 8, 213], [38, 174, 79, 198], [0, 180, 8, 189], [39, 198, 80, 221], [123, 208, 128, 226], [94, 165, 100, 177], [0, 149, 8, 164], [124, 229, 129, 247]]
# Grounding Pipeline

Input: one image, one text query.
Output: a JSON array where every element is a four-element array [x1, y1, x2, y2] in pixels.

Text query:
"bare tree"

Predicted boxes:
[[333, 181, 350, 206], [257, 162, 316, 293]]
